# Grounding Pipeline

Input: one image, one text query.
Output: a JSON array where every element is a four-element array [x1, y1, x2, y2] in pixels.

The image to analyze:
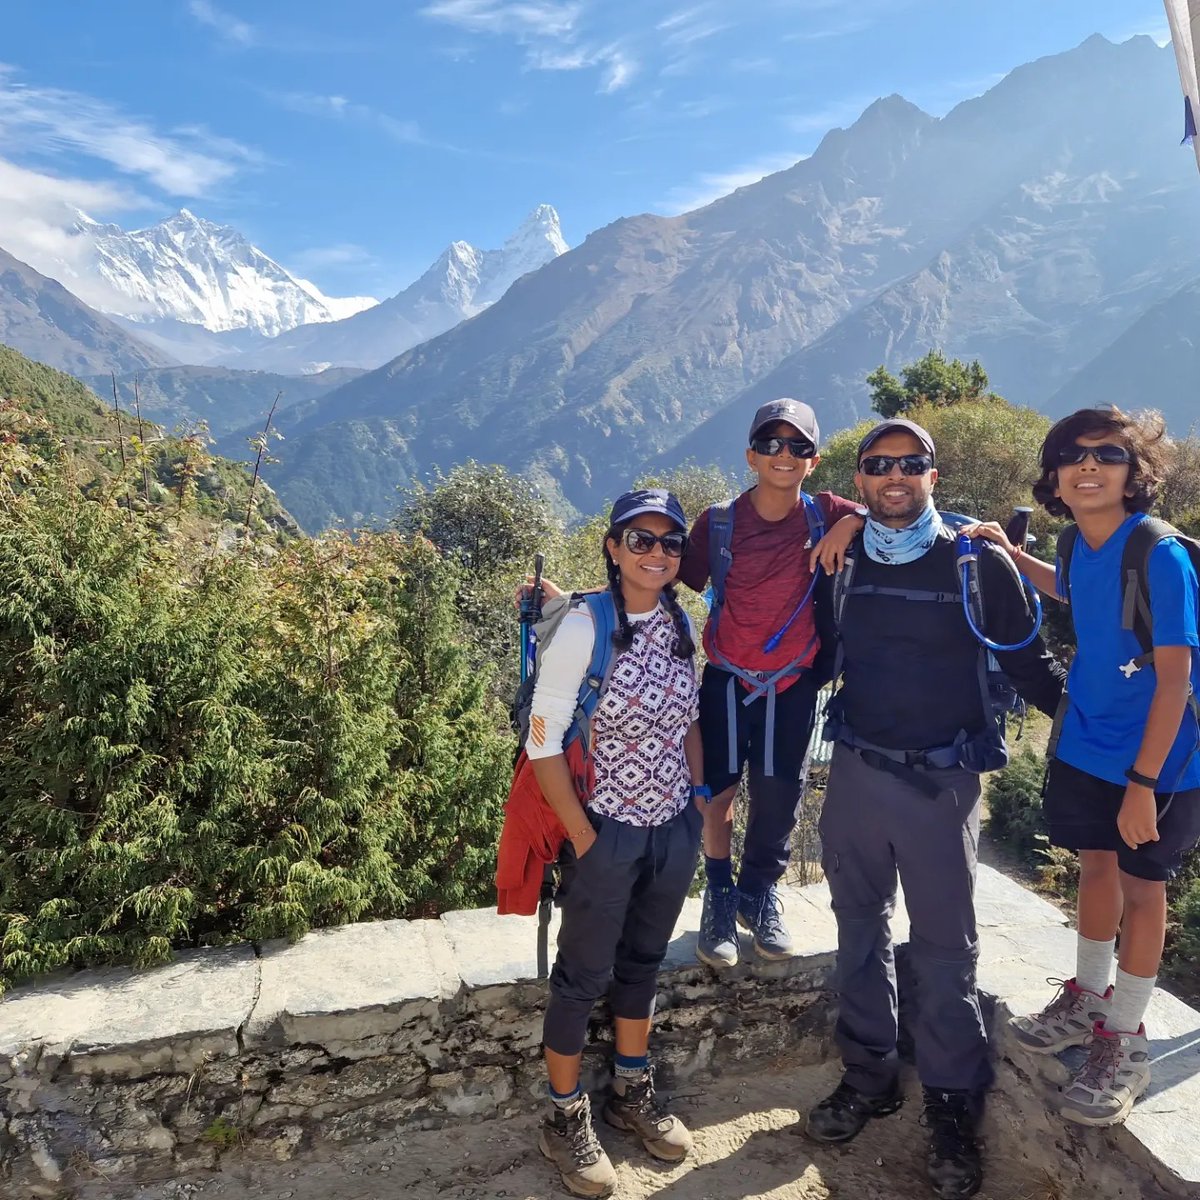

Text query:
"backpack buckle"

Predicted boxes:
[[1119, 658, 1141, 679]]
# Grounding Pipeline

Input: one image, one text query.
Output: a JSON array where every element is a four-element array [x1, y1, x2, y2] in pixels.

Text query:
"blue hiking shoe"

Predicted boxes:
[[737, 884, 794, 960], [696, 885, 741, 968]]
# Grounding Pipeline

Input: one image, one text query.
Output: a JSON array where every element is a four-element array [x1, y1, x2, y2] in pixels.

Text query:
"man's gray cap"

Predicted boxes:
[[748, 398, 820, 447], [856, 418, 936, 463]]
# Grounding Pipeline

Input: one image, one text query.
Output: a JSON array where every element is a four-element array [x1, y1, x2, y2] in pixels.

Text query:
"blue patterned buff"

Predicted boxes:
[[863, 500, 944, 565]]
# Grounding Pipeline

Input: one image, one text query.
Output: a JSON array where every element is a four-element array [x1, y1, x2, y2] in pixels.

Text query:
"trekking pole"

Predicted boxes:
[[519, 553, 545, 684]]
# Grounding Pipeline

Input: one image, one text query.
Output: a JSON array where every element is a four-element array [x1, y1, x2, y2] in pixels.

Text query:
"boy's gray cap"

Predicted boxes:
[[748, 398, 820, 447], [856, 418, 936, 463]]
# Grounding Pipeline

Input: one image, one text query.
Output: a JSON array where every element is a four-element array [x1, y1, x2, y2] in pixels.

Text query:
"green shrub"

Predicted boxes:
[[984, 747, 1049, 861], [0, 456, 512, 991]]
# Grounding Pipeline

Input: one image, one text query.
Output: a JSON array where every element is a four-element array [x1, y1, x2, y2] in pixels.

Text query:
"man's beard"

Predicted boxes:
[[867, 488, 926, 525]]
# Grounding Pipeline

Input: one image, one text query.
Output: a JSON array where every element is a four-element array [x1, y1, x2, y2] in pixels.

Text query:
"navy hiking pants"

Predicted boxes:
[[543, 805, 703, 1056], [819, 743, 992, 1098]]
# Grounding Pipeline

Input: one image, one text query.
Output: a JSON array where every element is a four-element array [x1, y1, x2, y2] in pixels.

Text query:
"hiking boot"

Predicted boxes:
[[1010, 978, 1112, 1054], [804, 1078, 903, 1144], [538, 1093, 617, 1198], [737, 883, 794, 959], [603, 1067, 694, 1163], [697, 885, 741, 968], [922, 1088, 983, 1199], [1058, 1021, 1151, 1126]]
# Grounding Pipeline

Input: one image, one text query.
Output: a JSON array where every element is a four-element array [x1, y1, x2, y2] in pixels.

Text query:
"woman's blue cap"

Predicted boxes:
[[610, 488, 689, 531]]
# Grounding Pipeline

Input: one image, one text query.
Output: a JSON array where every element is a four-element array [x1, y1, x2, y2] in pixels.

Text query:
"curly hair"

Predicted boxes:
[[602, 525, 694, 659], [1032, 406, 1169, 518]]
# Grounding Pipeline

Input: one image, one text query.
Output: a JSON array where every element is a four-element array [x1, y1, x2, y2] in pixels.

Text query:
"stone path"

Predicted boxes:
[[78, 1055, 1060, 1200]]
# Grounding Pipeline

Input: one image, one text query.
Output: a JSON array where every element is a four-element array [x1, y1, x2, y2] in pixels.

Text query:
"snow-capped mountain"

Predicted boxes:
[[206, 204, 569, 373], [72, 210, 377, 337]]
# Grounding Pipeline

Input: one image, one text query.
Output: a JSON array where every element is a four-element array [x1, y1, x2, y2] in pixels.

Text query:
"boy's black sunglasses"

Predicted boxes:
[[622, 528, 688, 557], [1055, 443, 1133, 467], [858, 453, 934, 477], [751, 435, 815, 459]]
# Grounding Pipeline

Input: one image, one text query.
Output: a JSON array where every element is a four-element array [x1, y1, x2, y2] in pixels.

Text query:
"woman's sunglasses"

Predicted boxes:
[[751, 436, 815, 459], [622, 528, 688, 557], [1055, 443, 1133, 467], [858, 453, 934, 477]]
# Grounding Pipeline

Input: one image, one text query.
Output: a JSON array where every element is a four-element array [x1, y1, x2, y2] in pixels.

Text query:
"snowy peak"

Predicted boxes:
[[474, 204, 568, 309], [72, 209, 377, 336]]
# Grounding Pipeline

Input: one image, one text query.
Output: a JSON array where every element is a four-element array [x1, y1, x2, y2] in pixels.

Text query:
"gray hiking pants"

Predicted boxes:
[[543, 805, 703, 1056], [819, 743, 992, 1097]]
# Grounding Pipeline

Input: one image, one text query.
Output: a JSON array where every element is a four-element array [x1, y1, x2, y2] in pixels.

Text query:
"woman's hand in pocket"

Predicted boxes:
[[570, 824, 599, 859]]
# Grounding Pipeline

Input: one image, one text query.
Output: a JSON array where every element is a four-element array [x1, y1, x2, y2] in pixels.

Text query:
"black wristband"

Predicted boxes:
[[1125, 767, 1159, 790]]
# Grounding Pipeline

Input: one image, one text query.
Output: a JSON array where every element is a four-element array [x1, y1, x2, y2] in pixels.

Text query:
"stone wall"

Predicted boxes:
[[1, 866, 1198, 1199]]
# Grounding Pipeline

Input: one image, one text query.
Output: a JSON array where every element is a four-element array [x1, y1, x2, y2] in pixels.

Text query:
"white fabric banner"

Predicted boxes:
[[1164, 0, 1200, 171]]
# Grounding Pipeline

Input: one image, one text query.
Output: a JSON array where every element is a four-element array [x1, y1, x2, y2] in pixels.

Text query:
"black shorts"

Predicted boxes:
[[698, 664, 819, 795], [1044, 758, 1200, 882]]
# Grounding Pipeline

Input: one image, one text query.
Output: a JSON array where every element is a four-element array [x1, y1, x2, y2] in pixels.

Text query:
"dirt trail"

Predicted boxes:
[[84, 1058, 1057, 1200]]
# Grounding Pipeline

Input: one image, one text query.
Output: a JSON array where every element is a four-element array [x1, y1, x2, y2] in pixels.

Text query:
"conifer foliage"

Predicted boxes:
[[0, 438, 512, 992]]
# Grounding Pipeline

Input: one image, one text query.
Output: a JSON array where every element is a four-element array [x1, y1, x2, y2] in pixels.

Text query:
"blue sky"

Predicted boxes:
[[0, 0, 1177, 301]]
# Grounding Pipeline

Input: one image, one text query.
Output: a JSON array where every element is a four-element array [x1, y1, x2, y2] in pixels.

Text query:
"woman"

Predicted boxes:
[[526, 488, 706, 1198]]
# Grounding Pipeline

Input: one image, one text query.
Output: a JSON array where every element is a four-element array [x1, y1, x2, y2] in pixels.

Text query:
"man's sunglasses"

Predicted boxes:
[[622, 527, 688, 557], [858, 453, 934, 477], [751, 436, 815, 459], [1056, 443, 1133, 467]]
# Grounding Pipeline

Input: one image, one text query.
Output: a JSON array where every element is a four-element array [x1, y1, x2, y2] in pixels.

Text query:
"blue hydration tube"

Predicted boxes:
[[954, 531, 1043, 652], [763, 566, 822, 654]]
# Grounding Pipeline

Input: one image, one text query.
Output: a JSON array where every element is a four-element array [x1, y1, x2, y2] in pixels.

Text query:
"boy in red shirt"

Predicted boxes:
[[677, 399, 862, 964]]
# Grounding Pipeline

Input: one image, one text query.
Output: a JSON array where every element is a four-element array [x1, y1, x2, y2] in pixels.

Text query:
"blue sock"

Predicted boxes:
[[705, 855, 734, 890], [548, 1082, 581, 1109], [613, 1053, 648, 1091]]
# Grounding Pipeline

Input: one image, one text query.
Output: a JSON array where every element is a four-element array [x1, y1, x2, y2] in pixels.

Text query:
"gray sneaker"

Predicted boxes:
[[737, 884, 794, 959], [1059, 1022, 1151, 1126], [697, 885, 740, 967], [1010, 977, 1112, 1054], [538, 1094, 617, 1198]]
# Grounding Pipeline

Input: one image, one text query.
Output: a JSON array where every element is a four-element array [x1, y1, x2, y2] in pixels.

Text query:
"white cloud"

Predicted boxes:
[[659, 150, 806, 215], [272, 91, 425, 145], [785, 96, 875, 134], [286, 242, 378, 273], [0, 156, 152, 311], [421, 0, 636, 95], [0, 64, 258, 194], [599, 50, 638, 93], [187, 0, 256, 47], [421, 0, 583, 40]]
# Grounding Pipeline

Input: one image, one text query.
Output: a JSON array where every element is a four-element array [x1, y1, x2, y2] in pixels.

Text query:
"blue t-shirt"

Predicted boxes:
[[1057, 513, 1200, 791]]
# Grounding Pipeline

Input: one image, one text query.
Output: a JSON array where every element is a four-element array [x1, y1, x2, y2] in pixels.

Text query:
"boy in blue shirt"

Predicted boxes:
[[966, 406, 1200, 1127]]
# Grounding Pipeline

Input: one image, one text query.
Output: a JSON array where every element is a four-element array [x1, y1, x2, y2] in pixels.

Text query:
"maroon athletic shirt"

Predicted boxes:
[[677, 490, 860, 692]]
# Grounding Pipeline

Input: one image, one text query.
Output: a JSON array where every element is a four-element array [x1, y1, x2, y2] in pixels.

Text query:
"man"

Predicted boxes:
[[804, 419, 1065, 1200], [676, 399, 862, 964]]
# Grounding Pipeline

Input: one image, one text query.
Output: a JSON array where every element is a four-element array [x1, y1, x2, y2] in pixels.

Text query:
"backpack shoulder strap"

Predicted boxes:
[[801, 491, 826, 546], [707, 500, 736, 612], [1055, 524, 1080, 604], [577, 591, 617, 719], [1122, 517, 1180, 656]]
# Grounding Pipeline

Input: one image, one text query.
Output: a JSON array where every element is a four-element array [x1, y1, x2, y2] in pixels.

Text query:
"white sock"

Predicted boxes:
[[1106, 967, 1156, 1035], [1075, 934, 1116, 996]]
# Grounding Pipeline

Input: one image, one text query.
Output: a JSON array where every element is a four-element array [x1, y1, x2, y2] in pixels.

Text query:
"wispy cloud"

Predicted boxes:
[[273, 91, 425, 145], [785, 96, 875, 135], [0, 64, 258, 194], [286, 242, 379, 275], [421, 0, 583, 40], [421, 0, 637, 94], [186, 0, 255, 47], [0, 156, 154, 311], [659, 150, 805, 215]]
